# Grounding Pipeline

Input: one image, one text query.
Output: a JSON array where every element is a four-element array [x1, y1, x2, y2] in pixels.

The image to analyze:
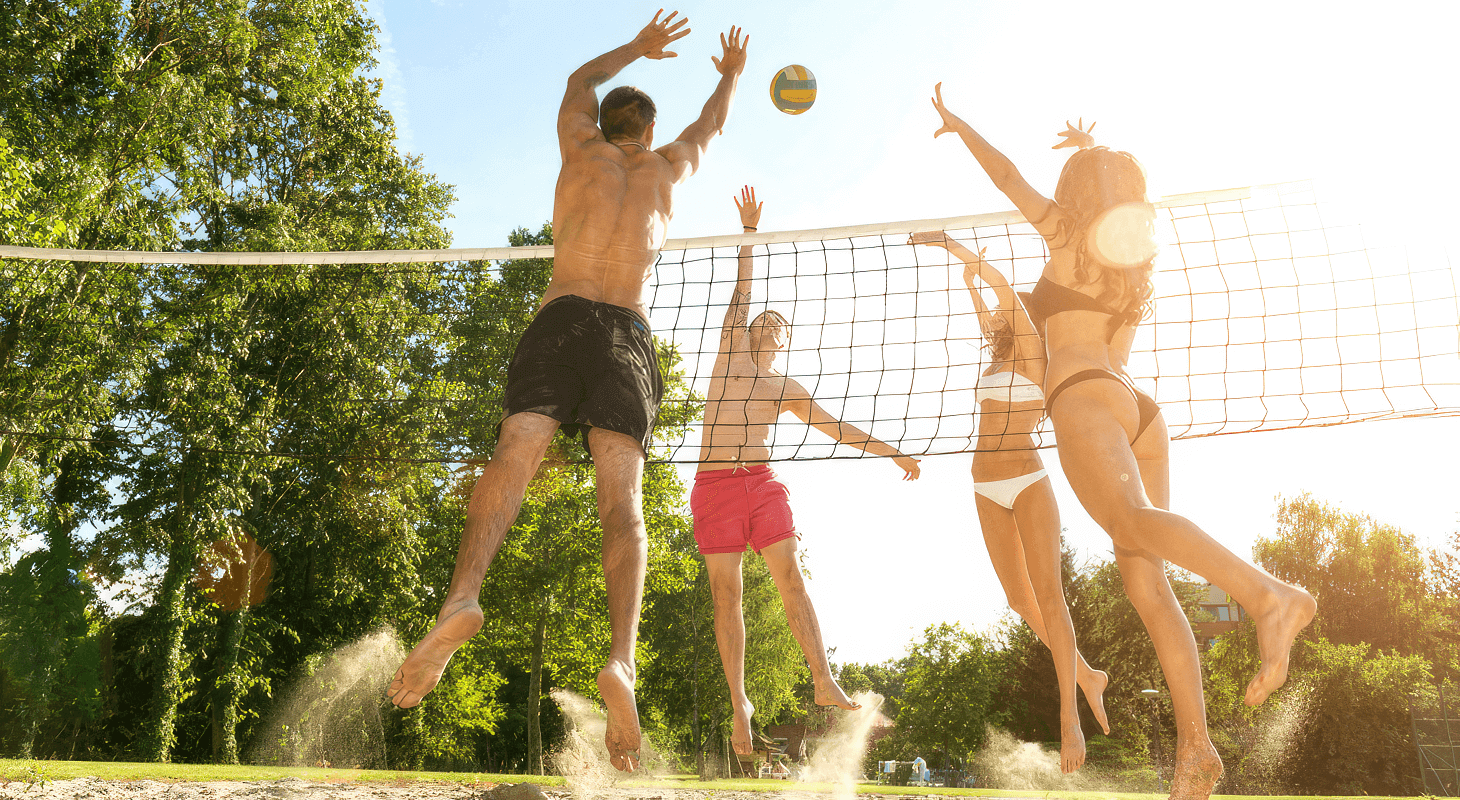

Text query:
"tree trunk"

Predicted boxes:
[[139, 532, 197, 762], [691, 582, 704, 780], [0, 436, 16, 473], [527, 602, 548, 775], [14, 454, 87, 757], [212, 576, 252, 762]]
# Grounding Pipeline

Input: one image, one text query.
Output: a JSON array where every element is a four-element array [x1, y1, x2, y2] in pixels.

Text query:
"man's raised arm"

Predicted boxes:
[[721, 185, 763, 340], [559, 10, 690, 148], [660, 26, 747, 181]]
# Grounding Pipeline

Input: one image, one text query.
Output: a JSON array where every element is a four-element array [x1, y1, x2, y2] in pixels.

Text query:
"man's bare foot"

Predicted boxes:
[[1245, 584, 1316, 706], [387, 599, 484, 708], [1059, 716, 1086, 774], [597, 659, 641, 772], [730, 697, 755, 755], [1078, 667, 1110, 734], [814, 678, 862, 711], [1168, 739, 1222, 800]]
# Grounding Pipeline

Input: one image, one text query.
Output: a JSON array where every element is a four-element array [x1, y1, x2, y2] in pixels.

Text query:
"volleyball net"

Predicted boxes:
[[3, 180, 1457, 466]]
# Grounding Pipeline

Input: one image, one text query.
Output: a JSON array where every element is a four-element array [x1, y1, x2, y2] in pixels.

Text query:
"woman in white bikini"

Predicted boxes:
[[911, 231, 1107, 775], [930, 85, 1317, 800]]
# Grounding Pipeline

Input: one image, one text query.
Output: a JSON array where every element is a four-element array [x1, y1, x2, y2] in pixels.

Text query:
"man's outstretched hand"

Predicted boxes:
[[634, 9, 691, 60], [894, 455, 922, 480], [734, 184, 763, 228], [711, 25, 748, 76]]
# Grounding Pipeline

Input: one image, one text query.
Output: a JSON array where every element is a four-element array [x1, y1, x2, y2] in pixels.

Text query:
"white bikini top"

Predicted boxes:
[[974, 370, 1044, 405]]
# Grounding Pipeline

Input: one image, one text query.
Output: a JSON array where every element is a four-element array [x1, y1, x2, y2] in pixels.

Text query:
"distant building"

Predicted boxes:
[[1193, 582, 1247, 650]]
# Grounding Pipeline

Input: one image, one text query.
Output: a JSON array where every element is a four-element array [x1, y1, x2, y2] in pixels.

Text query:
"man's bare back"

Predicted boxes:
[[548, 14, 748, 322], [546, 142, 676, 320]]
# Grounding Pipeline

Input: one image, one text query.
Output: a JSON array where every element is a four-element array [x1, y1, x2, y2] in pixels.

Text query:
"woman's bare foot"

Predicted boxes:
[[1168, 739, 1222, 800], [814, 678, 862, 711], [1245, 584, 1316, 706], [387, 599, 485, 708], [597, 659, 641, 772], [1078, 667, 1110, 734], [730, 697, 756, 755], [1059, 715, 1086, 774]]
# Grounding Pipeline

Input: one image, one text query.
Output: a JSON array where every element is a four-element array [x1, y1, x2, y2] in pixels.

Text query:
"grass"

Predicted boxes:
[[0, 759, 1426, 799], [0, 759, 557, 788]]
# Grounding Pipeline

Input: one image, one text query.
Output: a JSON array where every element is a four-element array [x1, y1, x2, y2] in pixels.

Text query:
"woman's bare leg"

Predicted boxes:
[[704, 551, 755, 754], [1050, 380, 1314, 706], [1113, 543, 1223, 798], [1009, 480, 1090, 772], [1126, 413, 1222, 798], [977, 484, 1110, 737]]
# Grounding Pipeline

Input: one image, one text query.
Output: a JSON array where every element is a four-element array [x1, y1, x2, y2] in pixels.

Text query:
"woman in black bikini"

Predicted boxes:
[[929, 85, 1316, 799]]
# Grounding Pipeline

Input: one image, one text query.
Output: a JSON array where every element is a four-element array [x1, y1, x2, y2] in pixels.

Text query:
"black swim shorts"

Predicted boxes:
[[503, 294, 664, 456]]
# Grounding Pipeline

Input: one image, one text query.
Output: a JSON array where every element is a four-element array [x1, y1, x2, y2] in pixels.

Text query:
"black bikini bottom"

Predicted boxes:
[[1046, 369, 1159, 442]]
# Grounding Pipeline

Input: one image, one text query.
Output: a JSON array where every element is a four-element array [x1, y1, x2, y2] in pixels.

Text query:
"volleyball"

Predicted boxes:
[[770, 65, 816, 115]]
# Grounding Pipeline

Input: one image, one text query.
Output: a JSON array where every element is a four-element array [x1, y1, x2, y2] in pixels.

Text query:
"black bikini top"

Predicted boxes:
[[1024, 276, 1131, 342]]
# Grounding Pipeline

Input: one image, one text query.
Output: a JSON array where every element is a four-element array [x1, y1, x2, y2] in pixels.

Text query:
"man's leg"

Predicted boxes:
[[388, 412, 559, 708], [703, 551, 754, 754], [588, 426, 647, 772], [758, 537, 860, 710]]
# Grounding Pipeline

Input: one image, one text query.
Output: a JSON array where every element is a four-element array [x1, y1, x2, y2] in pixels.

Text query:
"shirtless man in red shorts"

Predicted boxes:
[[388, 10, 747, 772], [696, 187, 921, 755]]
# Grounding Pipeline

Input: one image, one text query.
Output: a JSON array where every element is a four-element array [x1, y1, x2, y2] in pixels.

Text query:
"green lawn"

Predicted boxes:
[[0, 760, 1423, 799]]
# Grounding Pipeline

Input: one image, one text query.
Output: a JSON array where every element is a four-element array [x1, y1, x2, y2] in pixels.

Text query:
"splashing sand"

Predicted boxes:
[[249, 629, 403, 768], [1246, 677, 1314, 783], [973, 726, 1083, 790], [799, 692, 885, 800], [548, 689, 678, 799]]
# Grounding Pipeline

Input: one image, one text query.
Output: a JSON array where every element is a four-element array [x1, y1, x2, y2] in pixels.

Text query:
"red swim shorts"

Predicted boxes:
[[690, 465, 798, 555]]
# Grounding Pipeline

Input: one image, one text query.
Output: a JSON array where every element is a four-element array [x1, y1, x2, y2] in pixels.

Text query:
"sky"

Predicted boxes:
[[360, 0, 1460, 664]]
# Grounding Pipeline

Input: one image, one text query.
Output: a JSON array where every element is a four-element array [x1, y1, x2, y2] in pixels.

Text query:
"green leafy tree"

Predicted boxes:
[[894, 622, 1004, 769], [1206, 633, 1430, 794], [2, 0, 453, 762], [1202, 493, 1455, 793], [1254, 493, 1456, 678]]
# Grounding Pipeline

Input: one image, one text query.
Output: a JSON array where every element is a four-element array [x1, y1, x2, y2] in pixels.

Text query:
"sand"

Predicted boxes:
[[0, 777, 943, 800]]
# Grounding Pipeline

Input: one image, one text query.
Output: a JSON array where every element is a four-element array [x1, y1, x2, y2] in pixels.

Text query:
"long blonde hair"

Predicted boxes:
[[1050, 147, 1155, 332]]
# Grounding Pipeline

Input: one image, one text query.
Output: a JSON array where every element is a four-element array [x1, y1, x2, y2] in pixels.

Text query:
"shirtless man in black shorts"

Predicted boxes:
[[388, 10, 747, 772]]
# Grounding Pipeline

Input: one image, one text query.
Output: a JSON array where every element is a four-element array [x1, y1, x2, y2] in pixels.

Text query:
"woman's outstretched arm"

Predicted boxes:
[[910, 231, 1041, 335], [930, 83, 1061, 239]]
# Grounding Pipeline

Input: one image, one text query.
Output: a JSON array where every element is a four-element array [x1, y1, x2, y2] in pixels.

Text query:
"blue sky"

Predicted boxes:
[[363, 0, 1459, 663]]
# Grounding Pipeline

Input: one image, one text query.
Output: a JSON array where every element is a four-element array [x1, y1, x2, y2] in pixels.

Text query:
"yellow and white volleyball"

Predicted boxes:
[[1088, 201, 1160, 269], [769, 65, 816, 115]]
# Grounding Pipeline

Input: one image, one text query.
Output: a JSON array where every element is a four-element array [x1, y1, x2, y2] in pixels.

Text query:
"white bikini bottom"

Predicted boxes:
[[972, 469, 1048, 510]]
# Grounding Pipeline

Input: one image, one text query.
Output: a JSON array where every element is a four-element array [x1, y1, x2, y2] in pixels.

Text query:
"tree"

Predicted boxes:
[[893, 622, 1004, 769], [2, 0, 455, 762], [1205, 633, 1431, 795], [1200, 493, 1457, 793], [1255, 493, 1456, 679]]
